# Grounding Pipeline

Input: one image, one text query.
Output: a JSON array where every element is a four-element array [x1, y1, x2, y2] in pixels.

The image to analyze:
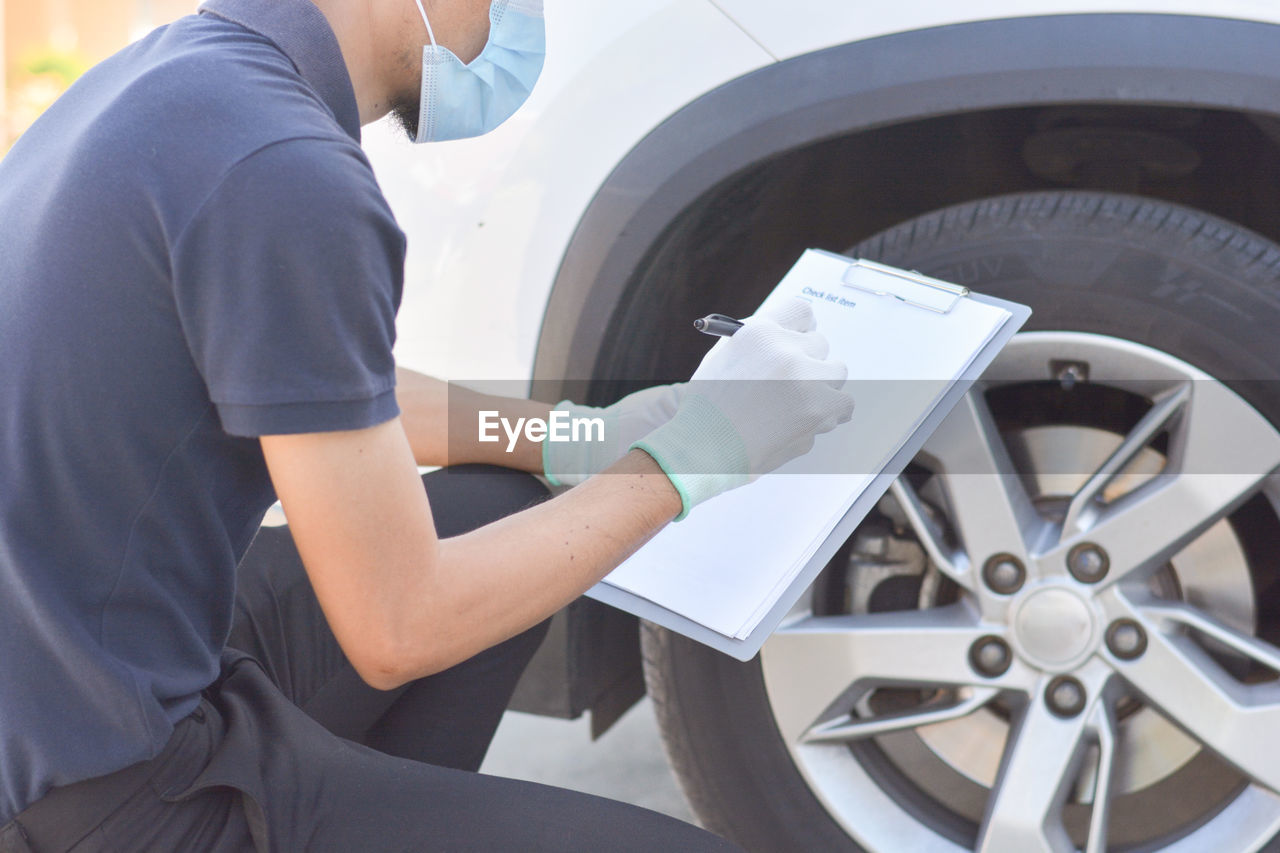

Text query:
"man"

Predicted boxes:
[[0, 0, 853, 849]]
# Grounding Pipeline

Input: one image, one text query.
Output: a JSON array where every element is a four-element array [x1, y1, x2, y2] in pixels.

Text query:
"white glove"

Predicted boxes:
[[542, 384, 684, 486], [632, 298, 854, 519]]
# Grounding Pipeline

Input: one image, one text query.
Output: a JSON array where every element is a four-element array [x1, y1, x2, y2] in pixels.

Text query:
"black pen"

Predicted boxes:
[[693, 314, 744, 337]]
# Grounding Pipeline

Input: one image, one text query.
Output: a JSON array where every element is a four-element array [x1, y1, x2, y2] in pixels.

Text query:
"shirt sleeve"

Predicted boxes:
[[171, 137, 406, 437]]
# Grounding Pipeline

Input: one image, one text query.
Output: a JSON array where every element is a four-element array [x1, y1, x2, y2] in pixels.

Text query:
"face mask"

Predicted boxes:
[[409, 0, 546, 143]]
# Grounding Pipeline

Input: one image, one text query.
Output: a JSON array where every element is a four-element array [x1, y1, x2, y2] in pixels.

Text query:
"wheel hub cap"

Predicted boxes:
[[1011, 585, 1096, 670]]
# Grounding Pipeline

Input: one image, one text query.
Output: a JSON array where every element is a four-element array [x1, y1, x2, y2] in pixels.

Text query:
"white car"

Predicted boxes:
[[360, 2, 1280, 850]]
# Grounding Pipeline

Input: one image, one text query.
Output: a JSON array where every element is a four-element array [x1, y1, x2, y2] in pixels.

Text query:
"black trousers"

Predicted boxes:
[[0, 465, 741, 853]]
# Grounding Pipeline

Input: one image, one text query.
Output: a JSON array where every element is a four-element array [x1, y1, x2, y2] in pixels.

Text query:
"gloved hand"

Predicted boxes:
[[542, 383, 684, 486], [632, 298, 854, 520]]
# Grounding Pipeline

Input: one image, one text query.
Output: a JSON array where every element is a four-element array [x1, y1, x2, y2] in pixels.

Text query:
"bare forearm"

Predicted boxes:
[[395, 367, 549, 472], [263, 418, 679, 691], [393, 449, 680, 682]]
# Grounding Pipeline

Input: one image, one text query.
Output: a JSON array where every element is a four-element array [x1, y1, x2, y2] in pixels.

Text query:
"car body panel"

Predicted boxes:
[[711, 0, 1280, 59], [369, 2, 1280, 391], [532, 12, 1280, 389]]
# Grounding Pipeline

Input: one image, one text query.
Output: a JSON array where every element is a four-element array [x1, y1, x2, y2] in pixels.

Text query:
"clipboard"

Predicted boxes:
[[587, 250, 1031, 661]]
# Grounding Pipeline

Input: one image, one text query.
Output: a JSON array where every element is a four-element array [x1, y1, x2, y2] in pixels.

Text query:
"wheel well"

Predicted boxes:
[[529, 105, 1280, 734], [590, 104, 1280, 395]]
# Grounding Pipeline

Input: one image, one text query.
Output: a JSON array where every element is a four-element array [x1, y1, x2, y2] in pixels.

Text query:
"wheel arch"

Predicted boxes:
[[532, 12, 1280, 393]]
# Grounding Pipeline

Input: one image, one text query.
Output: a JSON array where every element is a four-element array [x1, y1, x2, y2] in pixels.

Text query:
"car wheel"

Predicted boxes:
[[642, 191, 1280, 852]]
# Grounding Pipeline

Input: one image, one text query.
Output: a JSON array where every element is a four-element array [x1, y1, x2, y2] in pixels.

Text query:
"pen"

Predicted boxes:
[[693, 314, 744, 337]]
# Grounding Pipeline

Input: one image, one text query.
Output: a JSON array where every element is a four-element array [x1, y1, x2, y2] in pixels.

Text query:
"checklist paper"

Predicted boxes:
[[588, 250, 1025, 655]]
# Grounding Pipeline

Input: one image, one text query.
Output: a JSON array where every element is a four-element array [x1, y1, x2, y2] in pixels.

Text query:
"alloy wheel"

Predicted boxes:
[[760, 331, 1280, 851]]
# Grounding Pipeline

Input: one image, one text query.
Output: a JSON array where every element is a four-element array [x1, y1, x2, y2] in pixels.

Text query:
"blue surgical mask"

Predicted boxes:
[[410, 0, 546, 143]]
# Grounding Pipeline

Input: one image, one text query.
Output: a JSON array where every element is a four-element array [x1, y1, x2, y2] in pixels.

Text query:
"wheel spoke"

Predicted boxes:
[[802, 686, 997, 744], [1043, 380, 1280, 586], [1107, 593, 1280, 792], [920, 391, 1044, 569], [1048, 471, 1267, 588], [976, 665, 1114, 853], [889, 477, 970, 589], [763, 604, 1019, 744], [1060, 382, 1190, 539], [1139, 599, 1280, 672], [1084, 699, 1119, 853]]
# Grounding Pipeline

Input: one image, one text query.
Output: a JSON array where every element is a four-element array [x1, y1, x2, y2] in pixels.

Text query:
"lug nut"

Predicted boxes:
[[1106, 618, 1148, 661], [969, 635, 1013, 678], [983, 554, 1026, 595], [1045, 675, 1087, 718], [1067, 543, 1110, 584]]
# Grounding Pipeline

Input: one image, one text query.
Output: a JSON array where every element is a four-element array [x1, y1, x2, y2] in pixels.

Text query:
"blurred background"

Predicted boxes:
[[1, 0, 195, 149]]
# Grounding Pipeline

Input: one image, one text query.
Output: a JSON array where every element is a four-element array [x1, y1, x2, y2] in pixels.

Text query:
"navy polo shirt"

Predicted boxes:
[[0, 0, 405, 821]]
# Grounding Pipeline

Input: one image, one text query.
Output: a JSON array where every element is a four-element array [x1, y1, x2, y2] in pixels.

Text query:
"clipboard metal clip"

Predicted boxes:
[[841, 258, 970, 314]]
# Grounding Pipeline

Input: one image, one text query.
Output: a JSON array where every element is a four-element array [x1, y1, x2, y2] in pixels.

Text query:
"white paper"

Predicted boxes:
[[597, 251, 1012, 638]]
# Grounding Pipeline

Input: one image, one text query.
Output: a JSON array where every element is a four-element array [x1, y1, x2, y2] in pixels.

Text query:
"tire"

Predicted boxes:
[[643, 191, 1280, 852]]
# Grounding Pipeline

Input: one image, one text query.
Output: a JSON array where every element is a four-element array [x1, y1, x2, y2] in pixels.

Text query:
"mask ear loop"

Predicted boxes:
[[411, 0, 438, 47]]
